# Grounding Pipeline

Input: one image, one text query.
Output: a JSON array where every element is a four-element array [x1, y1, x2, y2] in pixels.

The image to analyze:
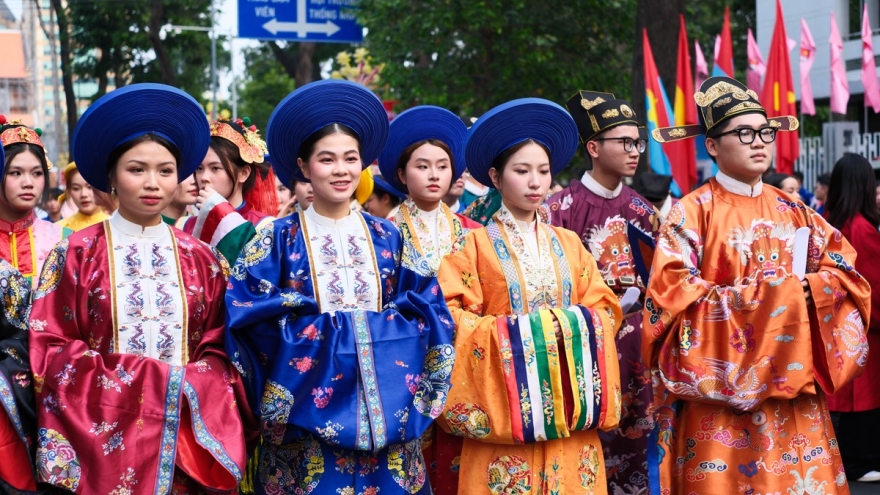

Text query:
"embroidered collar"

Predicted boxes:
[[581, 171, 622, 199], [399, 198, 452, 272], [305, 204, 360, 228], [715, 170, 763, 197], [109, 211, 168, 238], [0, 211, 35, 233]]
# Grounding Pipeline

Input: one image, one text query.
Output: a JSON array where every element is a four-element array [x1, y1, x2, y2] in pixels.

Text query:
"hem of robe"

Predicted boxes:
[[174, 382, 242, 492]]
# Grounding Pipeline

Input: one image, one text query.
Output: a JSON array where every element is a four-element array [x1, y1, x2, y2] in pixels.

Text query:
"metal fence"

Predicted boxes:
[[795, 131, 880, 188]]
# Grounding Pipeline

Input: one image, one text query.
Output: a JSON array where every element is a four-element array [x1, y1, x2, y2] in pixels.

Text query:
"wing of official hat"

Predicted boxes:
[[650, 76, 799, 144]]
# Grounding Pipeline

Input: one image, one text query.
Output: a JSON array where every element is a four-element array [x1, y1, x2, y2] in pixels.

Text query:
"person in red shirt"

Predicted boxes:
[[824, 152, 880, 483]]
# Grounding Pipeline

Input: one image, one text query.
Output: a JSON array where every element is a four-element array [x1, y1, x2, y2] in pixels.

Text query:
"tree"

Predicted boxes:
[[67, 0, 229, 100], [235, 41, 352, 130], [685, 0, 757, 84], [235, 44, 297, 131], [357, 0, 637, 118]]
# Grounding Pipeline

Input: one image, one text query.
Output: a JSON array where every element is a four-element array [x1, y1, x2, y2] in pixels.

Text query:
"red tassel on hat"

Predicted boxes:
[[245, 165, 279, 217]]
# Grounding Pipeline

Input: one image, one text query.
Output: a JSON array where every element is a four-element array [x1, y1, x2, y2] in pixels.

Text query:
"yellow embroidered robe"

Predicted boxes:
[[642, 180, 872, 495], [436, 206, 623, 495]]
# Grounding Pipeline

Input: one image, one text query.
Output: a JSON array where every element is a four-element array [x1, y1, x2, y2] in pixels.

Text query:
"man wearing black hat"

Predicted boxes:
[[644, 76, 870, 495], [548, 91, 657, 495]]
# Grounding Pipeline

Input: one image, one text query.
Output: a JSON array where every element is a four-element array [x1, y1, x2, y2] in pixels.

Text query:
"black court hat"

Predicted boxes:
[[652, 76, 798, 143], [566, 90, 640, 145]]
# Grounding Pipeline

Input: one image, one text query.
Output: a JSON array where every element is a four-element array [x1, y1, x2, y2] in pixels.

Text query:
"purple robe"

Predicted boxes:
[[548, 179, 658, 494]]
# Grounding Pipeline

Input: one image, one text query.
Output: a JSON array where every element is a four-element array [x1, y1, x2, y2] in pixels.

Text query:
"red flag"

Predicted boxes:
[[716, 7, 734, 76], [668, 15, 697, 193], [760, 0, 799, 174]]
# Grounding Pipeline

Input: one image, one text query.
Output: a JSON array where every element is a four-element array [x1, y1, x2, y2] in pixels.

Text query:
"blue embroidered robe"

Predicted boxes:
[[225, 210, 455, 495]]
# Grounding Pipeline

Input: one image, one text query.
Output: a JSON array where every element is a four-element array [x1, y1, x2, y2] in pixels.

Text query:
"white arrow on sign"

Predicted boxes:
[[261, 0, 341, 38]]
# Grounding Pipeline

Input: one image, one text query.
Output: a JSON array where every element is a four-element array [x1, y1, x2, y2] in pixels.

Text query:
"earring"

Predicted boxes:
[[110, 187, 117, 195]]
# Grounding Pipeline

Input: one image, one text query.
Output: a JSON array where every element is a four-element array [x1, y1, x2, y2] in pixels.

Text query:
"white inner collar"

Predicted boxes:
[[581, 171, 623, 199], [109, 211, 167, 238], [715, 170, 763, 197]]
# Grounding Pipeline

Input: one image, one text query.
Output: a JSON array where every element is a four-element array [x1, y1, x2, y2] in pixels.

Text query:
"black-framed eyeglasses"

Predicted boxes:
[[714, 127, 777, 145], [593, 137, 648, 154]]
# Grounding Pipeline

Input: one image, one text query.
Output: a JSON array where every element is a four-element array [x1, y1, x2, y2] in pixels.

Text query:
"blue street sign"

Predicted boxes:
[[238, 0, 363, 43]]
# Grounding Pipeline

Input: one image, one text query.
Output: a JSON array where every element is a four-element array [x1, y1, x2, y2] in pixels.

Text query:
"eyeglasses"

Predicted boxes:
[[593, 137, 648, 154], [714, 127, 777, 145]]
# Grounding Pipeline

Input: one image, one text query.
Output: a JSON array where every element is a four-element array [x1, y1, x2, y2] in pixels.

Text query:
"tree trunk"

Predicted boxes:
[[268, 41, 297, 80], [147, 0, 178, 87], [49, 0, 77, 157], [632, 0, 685, 173], [295, 42, 316, 88], [95, 47, 109, 98]]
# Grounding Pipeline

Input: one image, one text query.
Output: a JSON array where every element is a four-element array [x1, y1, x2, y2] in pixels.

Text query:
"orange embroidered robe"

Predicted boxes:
[[642, 180, 871, 495], [436, 206, 623, 495]]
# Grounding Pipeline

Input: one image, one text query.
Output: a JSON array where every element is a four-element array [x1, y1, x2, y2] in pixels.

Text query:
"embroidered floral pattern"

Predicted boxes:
[[412, 344, 455, 418], [577, 445, 600, 489], [729, 324, 756, 353], [486, 455, 531, 495], [261, 380, 295, 445], [102, 431, 125, 455], [258, 437, 324, 494], [312, 387, 334, 408], [36, 428, 81, 490], [387, 439, 426, 493], [444, 402, 491, 439], [107, 467, 137, 495]]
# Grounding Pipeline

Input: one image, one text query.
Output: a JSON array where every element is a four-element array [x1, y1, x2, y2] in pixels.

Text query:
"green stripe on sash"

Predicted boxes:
[[529, 311, 558, 440], [563, 309, 589, 430]]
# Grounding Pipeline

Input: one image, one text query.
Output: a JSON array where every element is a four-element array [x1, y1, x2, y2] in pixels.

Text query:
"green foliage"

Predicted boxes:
[[67, 0, 229, 99], [357, 0, 637, 118], [684, 0, 756, 83], [235, 45, 297, 131]]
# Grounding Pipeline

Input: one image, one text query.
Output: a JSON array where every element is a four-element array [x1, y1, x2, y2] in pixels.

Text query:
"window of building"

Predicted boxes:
[[851, 0, 880, 37]]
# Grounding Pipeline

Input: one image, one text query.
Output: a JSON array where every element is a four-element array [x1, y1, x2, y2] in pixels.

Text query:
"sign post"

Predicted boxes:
[[238, 0, 363, 43]]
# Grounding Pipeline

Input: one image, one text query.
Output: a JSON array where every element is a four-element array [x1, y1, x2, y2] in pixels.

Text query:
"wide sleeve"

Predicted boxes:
[[225, 220, 455, 454], [0, 264, 35, 447], [434, 230, 622, 446], [29, 240, 188, 494], [642, 202, 870, 412], [190, 193, 257, 263], [802, 212, 871, 396], [174, 245, 254, 491], [0, 264, 39, 491]]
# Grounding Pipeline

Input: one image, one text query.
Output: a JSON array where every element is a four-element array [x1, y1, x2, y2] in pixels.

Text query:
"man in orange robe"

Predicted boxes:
[[644, 76, 872, 494]]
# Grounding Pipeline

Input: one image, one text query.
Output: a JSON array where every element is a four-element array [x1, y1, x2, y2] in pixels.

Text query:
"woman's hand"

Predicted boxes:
[[277, 196, 297, 217], [195, 185, 217, 210]]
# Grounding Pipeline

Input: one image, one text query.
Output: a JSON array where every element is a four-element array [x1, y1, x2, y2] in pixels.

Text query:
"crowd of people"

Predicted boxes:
[[0, 74, 875, 495]]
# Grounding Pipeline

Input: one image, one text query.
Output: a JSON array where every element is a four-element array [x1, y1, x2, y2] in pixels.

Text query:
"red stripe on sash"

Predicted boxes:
[[496, 317, 524, 444], [200, 201, 235, 243]]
